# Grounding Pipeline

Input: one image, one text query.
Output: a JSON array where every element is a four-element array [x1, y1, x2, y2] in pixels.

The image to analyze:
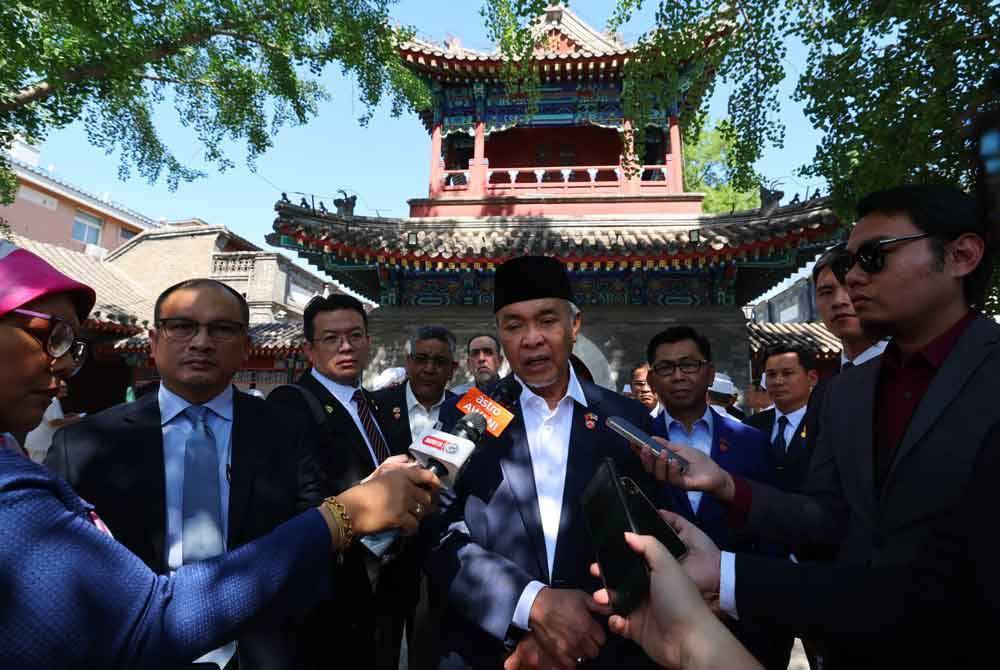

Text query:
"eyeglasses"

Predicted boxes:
[[409, 353, 453, 368], [314, 330, 366, 348], [830, 233, 933, 283], [651, 359, 707, 377], [630, 380, 651, 389], [157, 318, 247, 342], [8, 308, 89, 373]]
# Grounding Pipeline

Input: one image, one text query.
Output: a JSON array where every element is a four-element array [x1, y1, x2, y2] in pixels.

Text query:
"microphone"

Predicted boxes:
[[360, 411, 489, 558]]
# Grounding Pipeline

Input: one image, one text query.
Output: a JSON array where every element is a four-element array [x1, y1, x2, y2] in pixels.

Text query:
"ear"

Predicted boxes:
[[946, 233, 986, 281], [570, 310, 582, 341], [807, 369, 819, 386]]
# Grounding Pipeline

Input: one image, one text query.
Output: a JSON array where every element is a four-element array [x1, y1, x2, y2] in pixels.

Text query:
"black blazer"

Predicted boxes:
[[745, 406, 815, 493], [45, 388, 326, 670], [733, 314, 1000, 669], [268, 372, 412, 670], [371, 382, 460, 454]]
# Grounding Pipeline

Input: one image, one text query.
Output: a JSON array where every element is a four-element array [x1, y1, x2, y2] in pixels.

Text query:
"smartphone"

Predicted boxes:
[[606, 415, 690, 474], [582, 458, 688, 615]]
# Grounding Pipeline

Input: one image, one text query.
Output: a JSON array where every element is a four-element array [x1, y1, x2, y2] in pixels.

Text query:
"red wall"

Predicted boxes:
[[485, 125, 623, 168]]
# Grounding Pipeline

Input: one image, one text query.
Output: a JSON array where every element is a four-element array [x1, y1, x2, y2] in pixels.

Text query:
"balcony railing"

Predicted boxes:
[[437, 163, 676, 196]]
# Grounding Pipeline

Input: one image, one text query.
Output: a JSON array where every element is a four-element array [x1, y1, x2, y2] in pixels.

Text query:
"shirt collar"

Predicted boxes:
[[515, 364, 588, 412], [311, 367, 361, 406], [158, 383, 234, 426], [774, 403, 807, 428], [663, 405, 714, 433], [842, 340, 888, 367], [883, 310, 976, 371], [405, 381, 446, 413]]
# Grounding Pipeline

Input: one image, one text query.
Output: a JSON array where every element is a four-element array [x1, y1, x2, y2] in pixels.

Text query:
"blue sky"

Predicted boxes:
[[33, 1, 826, 299]]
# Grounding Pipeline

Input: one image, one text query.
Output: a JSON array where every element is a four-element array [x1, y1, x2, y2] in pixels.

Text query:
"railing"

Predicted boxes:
[[211, 253, 256, 276], [436, 163, 676, 196]]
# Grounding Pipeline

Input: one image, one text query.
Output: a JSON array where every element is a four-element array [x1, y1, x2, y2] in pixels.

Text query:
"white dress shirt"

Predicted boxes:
[[511, 366, 588, 630], [161, 384, 234, 572], [405, 381, 447, 440], [770, 404, 808, 449], [662, 407, 714, 513], [311, 368, 386, 466], [842, 340, 887, 368]]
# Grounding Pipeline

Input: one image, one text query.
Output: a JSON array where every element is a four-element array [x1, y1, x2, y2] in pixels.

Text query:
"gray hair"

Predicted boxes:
[[406, 325, 457, 357]]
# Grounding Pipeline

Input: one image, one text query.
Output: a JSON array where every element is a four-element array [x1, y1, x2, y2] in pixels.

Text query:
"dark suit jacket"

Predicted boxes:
[[371, 382, 460, 454], [732, 313, 1000, 669], [267, 372, 411, 669], [0, 448, 334, 670], [426, 377, 666, 669], [745, 406, 815, 493], [45, 388, 326, 670]]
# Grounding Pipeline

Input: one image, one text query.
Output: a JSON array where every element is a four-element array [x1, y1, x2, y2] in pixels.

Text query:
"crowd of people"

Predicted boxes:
[[1, 181, 999, 670]]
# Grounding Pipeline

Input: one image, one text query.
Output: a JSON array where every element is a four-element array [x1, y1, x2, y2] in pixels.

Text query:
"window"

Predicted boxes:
[[72, 211, 102, 245], [120, 228, 137, 241]]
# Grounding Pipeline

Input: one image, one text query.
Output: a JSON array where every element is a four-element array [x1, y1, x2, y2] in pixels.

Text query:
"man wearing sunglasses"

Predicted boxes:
[[47, 278, 328, 670], [638, 184, 999, 668]]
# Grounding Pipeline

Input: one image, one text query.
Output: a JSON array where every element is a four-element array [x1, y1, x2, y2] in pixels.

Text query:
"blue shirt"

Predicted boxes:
[[662, 406, 714, 513], [159, 383, 234, 572]]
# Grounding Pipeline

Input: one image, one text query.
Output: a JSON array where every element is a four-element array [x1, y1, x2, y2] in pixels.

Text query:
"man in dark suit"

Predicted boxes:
[[744, 344, 818, 494], [427, 256, 667, 670], [267, 294, 426, 670], [47, 278, 326, 670], [645, 326, 784, 668], [640, 185, 997, 668]]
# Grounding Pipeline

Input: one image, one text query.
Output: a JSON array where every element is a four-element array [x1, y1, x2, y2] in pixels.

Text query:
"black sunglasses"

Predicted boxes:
[[8, 308, 89, 375], [830, 233, 933, 283]]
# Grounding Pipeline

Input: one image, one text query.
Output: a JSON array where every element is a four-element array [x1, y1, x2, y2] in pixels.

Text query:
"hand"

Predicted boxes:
[[659, 510, 722, 600], [528, 587, 609, 665], [336, 466, 441, 536], [361, 454, 418, 483], [635, 439, 735, 502], [504, 632, 574, 670], [591, 532, 761, 670]]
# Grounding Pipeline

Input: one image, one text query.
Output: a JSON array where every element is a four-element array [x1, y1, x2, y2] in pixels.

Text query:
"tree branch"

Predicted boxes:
[[138, 74, 218, 87], [0, 20, 241, 114]]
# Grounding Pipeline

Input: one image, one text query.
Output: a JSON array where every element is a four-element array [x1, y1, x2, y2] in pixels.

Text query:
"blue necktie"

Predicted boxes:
[[182, 405, 236, 667], [182, 405, 225, 563]]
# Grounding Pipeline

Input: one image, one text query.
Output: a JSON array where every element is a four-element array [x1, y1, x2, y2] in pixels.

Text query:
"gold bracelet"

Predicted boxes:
[[323, 496, 353, 551]]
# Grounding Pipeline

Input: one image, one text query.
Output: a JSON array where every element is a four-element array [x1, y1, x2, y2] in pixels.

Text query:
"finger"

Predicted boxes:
[[407, 466, 442, 489], [503, 651, 520, 670], [580, 629, 603, 659], [398, 512, 419, 535], [638, 445, 656, 474], [589, 561, 602, 579], [592, 588, 610, 606], [405, 482, 434, 509], [650, 436, 670, 451], [658, 509, 687, 532], [586, 594, 613, 617], [608, 614, 629, 638], [624, 531, 669, 572], [654, 449, 670, 482]]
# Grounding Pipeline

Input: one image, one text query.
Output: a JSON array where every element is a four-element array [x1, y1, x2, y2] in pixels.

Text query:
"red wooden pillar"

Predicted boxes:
[[668, 116, 683, 193], [429, 124, 444, 197], [469, 120, 486, 196]]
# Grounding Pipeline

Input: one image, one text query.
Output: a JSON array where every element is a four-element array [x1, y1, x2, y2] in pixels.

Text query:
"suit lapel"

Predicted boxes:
[[302, 373, 377, 471], [498, 396, 550, 582], [389, 385, 413, 453], [890, 317, 999, 476], [551, 392, 601, 583], [841, 362, 879, 511], [228, 390, 267, 544], [122, 394, 168, 571]]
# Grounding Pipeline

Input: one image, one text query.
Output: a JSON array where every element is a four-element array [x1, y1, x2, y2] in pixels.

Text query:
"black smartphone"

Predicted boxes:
[[606, 415, 690, 474], [582, 458, 688, 615]]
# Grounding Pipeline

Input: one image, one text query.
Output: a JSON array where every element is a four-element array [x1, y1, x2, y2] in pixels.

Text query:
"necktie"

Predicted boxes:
[[182, 406, 225, 563], [182, 406, 236, 668], [771, 415, 790, 463], [842, 360, 855, 371], [353, 389, 392, 464]]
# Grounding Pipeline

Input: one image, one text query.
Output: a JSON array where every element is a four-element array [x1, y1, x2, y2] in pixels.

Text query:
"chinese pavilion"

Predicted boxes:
[[267, 6, 842, 390]]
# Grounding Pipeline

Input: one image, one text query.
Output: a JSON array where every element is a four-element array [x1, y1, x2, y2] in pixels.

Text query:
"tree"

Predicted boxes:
[[683, 120, 760, 214], [0, 1, 430, 204], [485, 1, 999, 216]]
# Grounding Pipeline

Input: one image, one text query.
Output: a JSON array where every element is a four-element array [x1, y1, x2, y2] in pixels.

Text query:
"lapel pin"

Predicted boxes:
[[325, 404, 334, 414], [392, 406, 402, 420], [800, 427, 807, 440], [584, 412, 598, 430], [719, 437, 730, 453]]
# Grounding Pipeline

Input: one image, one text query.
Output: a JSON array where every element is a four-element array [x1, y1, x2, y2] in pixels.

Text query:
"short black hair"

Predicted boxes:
[[856, 184, 991, 306], [646, 326, 712, 364], [628, 362, 650, 379], [154, 278, 249, 324], [811, 243, 846, 284], [303, 294, 368, 342], [466, 333, 501, 356], [761, 344, 817, 372]]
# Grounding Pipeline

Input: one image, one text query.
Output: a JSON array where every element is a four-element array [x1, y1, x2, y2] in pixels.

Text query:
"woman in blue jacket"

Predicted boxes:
[[0, 241, 439, 669]]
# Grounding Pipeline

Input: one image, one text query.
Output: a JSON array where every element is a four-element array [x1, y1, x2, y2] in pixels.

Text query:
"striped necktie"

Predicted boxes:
[[352, 389, 391, 464]]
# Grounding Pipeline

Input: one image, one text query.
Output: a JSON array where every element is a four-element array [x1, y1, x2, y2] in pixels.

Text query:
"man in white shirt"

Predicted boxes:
[[451, 333, 505, 396], [428, 255, 666, 670]]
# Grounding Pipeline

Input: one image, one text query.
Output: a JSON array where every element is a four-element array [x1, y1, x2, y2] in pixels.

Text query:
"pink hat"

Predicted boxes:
[[0, 241, 96, 320]]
